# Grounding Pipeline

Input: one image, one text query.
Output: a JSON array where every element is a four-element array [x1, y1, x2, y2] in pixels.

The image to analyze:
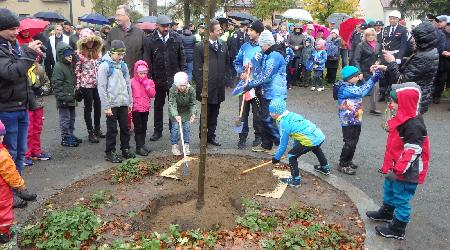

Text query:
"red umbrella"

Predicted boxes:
[[136, 22, 156, 31], [302, 23, 331, 39], [19, 18, 50, 37], [339, 18, 365, 49]]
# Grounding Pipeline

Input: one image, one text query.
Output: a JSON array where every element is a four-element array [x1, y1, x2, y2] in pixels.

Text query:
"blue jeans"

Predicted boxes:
[[187, 61, 193, 81], [383, 178, 418, 223], [170, 120, 190, 145], [0, 110, 29, 174]]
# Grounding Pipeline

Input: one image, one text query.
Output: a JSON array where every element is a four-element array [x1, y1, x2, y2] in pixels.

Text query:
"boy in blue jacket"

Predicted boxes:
[[270, 98, 329, 187], [311, 39, 327, 91], [336, 66, 381, 175]]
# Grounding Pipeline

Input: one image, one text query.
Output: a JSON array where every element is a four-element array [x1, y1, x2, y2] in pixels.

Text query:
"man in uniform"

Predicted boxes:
[[374, 21, 384, 44], [379, 10, 408, 101], [229, 20, 250, 64]]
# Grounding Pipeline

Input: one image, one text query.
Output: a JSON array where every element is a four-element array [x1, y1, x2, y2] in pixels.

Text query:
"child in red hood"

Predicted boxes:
[[0, 120, 26, 244], [366, 82, 430, 240], [131, 60, 156, 156]]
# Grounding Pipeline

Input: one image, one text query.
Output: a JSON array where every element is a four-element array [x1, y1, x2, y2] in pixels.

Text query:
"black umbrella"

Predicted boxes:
[[326, 13, 351, 27], [227, 12, 257, 22], [216, 17, 232, 24], [136, 16, 157, 23], [33, 11, 66, 22]]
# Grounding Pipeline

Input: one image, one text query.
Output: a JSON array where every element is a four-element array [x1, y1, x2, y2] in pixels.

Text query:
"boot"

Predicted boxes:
[[0, 231, 14, 244], [88, 130, 99, 143], [61, 136, 79, 147], [136, 147, 149, 156], [252, 136, 261, 147], [149, 131, 162, 141], [366, 203, 395, 222], [184, 144, 190, 156], [13, 194, 27, 208], [105, 151, 123, 163], [16, 188, 37, 201], [135, 134, 148, 156], [94, 128, 106, 138], [122, 148, 136, 159], [172, 144, 181, 156], [237, 134, 247, 149], [71, 135, 82, 143], [375, 217, 407, 240]]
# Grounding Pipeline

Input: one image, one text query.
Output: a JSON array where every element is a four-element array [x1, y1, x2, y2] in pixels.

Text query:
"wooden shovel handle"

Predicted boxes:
[[238, 67, 251, 119], [241, 156, 287, 174]]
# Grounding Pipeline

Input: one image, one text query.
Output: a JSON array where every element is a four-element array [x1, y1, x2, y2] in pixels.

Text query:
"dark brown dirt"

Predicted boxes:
[[26, 154, 364, 245]]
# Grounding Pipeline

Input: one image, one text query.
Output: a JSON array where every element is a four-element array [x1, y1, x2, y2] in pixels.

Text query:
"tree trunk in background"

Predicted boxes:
[[184, 0, 191, 26], [148, 0, 157, 16]]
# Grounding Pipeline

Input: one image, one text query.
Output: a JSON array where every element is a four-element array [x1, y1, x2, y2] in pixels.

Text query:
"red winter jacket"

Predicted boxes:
[[381, 83, 430, 184]]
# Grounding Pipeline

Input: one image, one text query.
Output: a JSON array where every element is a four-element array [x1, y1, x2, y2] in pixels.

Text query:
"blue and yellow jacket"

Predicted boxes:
[[234, 41, 262, 78], [274, 111, 325, 160]]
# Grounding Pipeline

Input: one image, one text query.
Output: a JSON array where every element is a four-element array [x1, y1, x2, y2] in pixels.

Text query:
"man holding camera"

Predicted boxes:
[[0, 8, 41, 208]]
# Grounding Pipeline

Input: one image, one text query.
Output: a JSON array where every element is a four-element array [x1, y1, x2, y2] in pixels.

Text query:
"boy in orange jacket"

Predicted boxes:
[[0, 120, 26, 243]]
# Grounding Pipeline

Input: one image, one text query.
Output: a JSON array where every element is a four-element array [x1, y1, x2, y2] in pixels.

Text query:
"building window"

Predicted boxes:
[[18, 0, 30, 2], [81, 0, 85, 6]]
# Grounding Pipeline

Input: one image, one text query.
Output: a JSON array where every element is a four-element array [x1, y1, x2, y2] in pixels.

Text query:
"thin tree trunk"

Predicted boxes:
[[184, 0, 191, 27], [197, 0, 214, 210], [148, 0, 157, 16]]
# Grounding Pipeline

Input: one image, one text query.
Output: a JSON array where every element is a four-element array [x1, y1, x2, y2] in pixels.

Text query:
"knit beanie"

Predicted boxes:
[[0, 9, 20, 31], [110, 40, 126, 53], [249, 21, 264, 34], [269, 98, 287, 115], [0, 120, 6, 136], [341, 66, 360, 81], [174, 72, 189, 86], [258, 30, 275, 47]]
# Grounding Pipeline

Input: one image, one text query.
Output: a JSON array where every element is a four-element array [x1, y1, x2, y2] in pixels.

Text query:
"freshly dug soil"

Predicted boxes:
[[24, 154, 364, 245]]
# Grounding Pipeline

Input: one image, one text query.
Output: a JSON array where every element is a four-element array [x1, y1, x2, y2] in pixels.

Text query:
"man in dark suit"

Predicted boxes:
[[193, 19, 232, 146], [374, 21, 384, 44]]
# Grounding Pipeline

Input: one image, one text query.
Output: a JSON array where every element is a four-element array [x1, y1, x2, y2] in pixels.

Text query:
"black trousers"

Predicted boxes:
[[105, 106, 130, 153], [259, 98, 280, 149], [288, 142, 328, 178], [238, 94, 262, 139], [339, 125, 361, 164], [199, 103, 221, 140], [153, 88, 170, 133], [132, 111, 149, 148], [326, 67, 338, 84], [433, 70, 450, 99], [82, 87, 101, 131], [287, 57, 301, 86]]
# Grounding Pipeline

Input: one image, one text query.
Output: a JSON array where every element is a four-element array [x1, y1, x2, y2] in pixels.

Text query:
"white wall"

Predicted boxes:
[[359, 0, 384, 21]]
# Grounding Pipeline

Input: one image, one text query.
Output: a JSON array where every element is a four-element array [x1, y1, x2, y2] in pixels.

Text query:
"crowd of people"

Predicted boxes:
[[0, 4, 448, 244]]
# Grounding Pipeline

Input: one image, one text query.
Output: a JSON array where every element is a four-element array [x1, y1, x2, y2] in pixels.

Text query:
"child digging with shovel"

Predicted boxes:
[[269, 98, 330, 187], [169, 72, 196, 156]]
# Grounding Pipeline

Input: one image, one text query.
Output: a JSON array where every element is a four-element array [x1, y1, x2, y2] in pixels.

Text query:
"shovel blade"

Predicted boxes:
[[233, 122, 244, 134], [183, 162, 188, 176]]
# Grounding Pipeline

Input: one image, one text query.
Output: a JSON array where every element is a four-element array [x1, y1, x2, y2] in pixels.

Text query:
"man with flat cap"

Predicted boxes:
[[144, 15, 187, 141]]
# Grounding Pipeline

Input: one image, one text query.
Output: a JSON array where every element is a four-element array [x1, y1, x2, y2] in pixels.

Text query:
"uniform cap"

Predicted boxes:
[[389, 10, 401, 19]]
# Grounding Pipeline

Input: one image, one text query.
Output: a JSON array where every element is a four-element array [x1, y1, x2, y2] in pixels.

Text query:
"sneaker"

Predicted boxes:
[[71, 135, 82, 144], [310, 87, 316, 91], [251, 144, 267, 152], [237, 137, 246, 149], [94, 129, 106, 138], [375, 218, 407, 240], [184, 144, 190, 156], [31, 152, 52, 161], [348, 162, 359, 169], [150, 132, 162, 141], [252, 137, 261, 147], [172, 144, 181, 156], [317, 87, 325, 92], [136, 148, 149, 157], [280, 177, 301, 187], [24, 158, 34, 166], [366, 204, 394, 222], [122, 149, 136, 159], [314, 164, 330, 175], [61, 137, 79, 147], [337, 163, 356, 175], [105, 151, 123, 163], [88, 130, 99, 143]]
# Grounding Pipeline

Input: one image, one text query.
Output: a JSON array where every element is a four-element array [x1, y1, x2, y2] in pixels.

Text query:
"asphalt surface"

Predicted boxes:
[[15, 87, 450, 249]]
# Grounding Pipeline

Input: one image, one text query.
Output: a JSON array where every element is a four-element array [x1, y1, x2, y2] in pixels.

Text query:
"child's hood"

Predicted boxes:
[[133, 60, 149, 78], [388, 82, 421, 129], [101, 52, 115, 64], [56, 42, 73, 64], [77, 29, 103, 59]]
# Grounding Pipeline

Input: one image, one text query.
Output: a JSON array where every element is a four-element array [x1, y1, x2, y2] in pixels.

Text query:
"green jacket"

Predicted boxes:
[[168, 85, 196, 122], [51, 42, 76, 108]]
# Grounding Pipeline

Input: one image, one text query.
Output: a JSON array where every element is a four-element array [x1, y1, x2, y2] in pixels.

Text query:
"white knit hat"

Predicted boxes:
[[258, 30, 275, 47], [174, 71, 189, 87]]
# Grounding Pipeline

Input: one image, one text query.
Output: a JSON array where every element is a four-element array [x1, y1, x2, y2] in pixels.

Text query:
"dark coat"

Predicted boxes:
[[104, 25, 145, 76], [325, 37, 341, 69], [193, 40, 231, 104], [354, 41, 382, 77], [228, 29, 248, 60], [143, 30, 187, 90], [387, 23, 439, 114], [51, 43, 76, 108], [181, 29, 195, 62], [0, 38, 37, 112], [287, 33, 305, 57], [438, 29, 450, 71]]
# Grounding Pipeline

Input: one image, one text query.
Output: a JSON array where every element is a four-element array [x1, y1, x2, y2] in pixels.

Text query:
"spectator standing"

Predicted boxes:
[[0, 8, 39, 208], [349, 23, 366, 66], [193, 19, 231, 146], [63, 21, 73, 36], [286, 24, 305, 86], [276, 23, 289, 44], [144, 15, 186, 141], [433, 18, 450, 105], [299, 27, 315, 87], [69, 25, 83, 51], [325, 29, 341, 85], [311, 39, 327, 92], [194, 24, 206, 43], [45, 25, 69, 79], [181, 26, 195, 81], [354, 28, 382, 115], [340, 35, 349, 67], [16, 29, 33, 45]]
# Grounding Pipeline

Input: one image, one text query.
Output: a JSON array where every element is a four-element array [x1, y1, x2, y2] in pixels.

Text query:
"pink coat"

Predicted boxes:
[[131, 60, 156, 112]]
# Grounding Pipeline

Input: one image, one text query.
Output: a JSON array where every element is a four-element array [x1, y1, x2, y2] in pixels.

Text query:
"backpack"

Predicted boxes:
[[101, 59, 128, 78], [326, 39, 339, 61]]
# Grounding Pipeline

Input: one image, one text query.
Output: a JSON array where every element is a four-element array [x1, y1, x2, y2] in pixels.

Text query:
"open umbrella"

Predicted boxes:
[[303, 23, 331, 39], [282, 9, 313, 22], [228, 12, 257, 22], [326, 13, 351, 27], [339, 18, 365, 48], [19, 18, 50, 37], [33, 11, 66, 22], [136, 22, 156, 31], [216, 17, 232, 25], [79, 13, 110, 25], [136, 16, 157, 23]]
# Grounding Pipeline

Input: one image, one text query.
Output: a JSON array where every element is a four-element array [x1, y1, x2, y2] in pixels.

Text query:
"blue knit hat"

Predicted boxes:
[[269, 98, 286, 115], [341, 66, 360, 81]]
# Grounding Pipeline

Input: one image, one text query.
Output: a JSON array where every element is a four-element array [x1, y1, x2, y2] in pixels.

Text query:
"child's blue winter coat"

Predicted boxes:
[[312, 49, 327, 71]]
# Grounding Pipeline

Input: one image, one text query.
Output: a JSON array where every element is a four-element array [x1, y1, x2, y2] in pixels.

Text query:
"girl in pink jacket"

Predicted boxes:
[[131, 60, 156, 156]]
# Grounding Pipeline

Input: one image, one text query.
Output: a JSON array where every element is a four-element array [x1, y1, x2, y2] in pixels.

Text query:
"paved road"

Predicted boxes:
[[16, 87, 449, 249]]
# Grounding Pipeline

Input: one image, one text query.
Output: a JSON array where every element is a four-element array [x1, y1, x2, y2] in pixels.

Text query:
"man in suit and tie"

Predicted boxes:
[[44, 24, 69, 79], [193, 19, 232, 146]]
